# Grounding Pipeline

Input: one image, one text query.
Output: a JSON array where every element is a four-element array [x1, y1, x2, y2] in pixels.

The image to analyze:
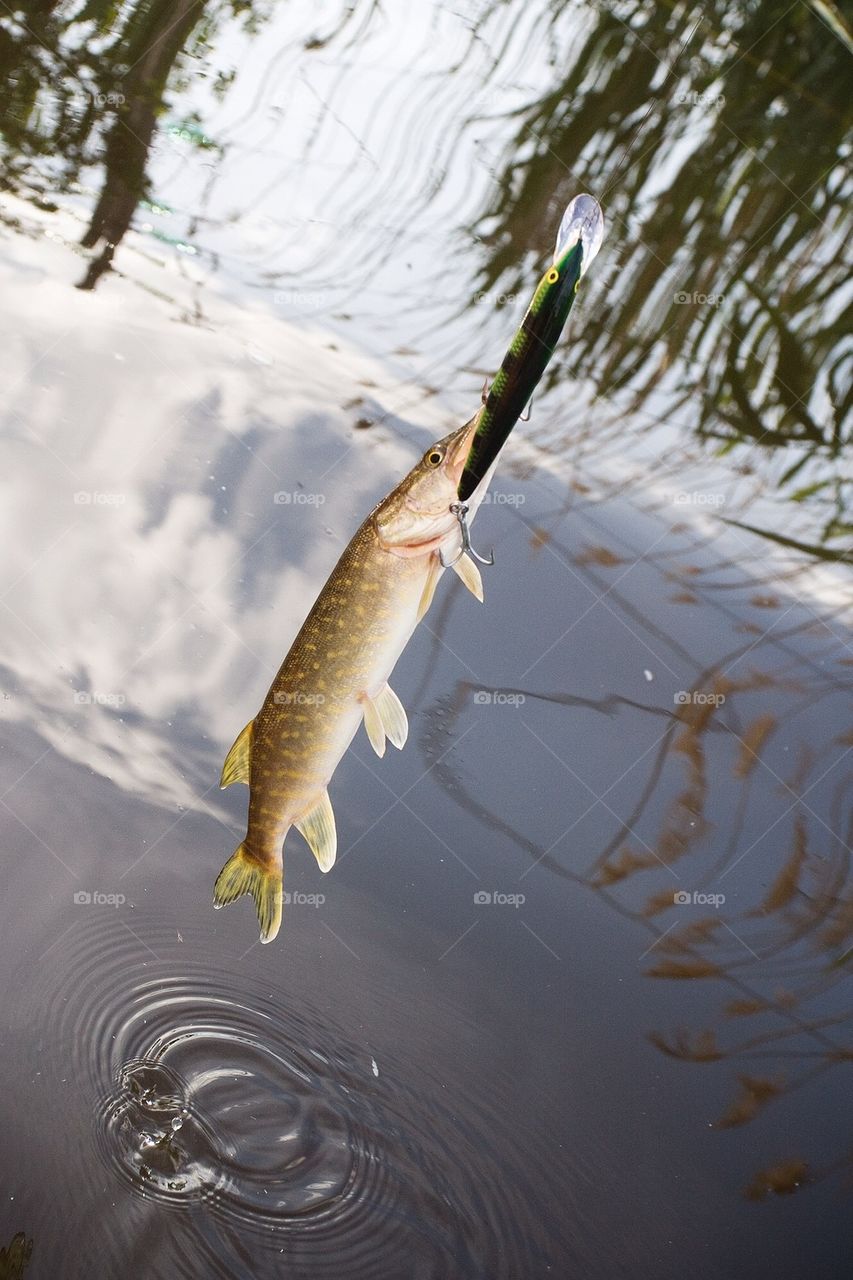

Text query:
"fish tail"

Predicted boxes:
[[213, 842, 282, 944]]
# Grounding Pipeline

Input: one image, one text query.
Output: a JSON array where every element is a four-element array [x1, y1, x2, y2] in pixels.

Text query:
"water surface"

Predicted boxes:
[[1, 2, 851, 1277]]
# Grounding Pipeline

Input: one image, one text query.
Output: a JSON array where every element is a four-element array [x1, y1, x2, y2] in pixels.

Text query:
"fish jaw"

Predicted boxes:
[[444, 417, 479, 488], [383, 536, 445, 560], [375, 419, 478, 554]]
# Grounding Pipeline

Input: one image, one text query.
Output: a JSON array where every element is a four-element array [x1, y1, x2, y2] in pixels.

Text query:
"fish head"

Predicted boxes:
[[375, 418, 478, 554]]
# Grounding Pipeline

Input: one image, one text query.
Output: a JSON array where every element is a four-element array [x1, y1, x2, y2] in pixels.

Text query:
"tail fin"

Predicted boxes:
[[213, 843, 282, 944]]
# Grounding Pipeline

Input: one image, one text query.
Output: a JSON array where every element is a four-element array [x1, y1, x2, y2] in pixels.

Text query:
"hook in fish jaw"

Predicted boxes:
[[439, 502, 495, 568]]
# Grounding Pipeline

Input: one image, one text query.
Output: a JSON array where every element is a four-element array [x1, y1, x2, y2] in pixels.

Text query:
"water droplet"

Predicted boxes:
[[171, 1115, 183, 1133]]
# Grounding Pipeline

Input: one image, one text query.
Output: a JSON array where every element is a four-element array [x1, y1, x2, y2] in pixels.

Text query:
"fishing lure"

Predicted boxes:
[[456, 193, 604, 506]]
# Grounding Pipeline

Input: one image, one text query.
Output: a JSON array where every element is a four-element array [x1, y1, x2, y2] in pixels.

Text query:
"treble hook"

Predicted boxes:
[[439, 502, 495, 568]]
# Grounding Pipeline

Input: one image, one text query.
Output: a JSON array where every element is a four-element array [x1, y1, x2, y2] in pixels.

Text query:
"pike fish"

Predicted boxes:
[[214, 419, 491, 942], [214, 192, 605, 944]]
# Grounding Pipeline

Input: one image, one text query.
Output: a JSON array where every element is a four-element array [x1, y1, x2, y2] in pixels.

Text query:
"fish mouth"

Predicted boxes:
[[379, 419, 481, 558], [445, 418, 479, 489]]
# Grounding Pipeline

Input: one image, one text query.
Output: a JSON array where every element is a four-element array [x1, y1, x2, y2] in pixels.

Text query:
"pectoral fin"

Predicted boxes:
[[220, 719, 253, 788], [361, 683, 408, 756], [295, 790, 337, 872], [451, 552, 484, 602], [417, 556, 442, 622]]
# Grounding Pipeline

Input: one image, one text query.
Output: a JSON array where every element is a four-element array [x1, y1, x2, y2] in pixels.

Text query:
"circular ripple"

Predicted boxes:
[[94, 995, 354, 1224], [33, 910, 565, 1277]]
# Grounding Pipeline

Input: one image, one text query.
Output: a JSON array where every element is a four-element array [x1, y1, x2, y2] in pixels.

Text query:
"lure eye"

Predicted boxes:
[[426, 449, 444, 467], [546, 267, 559, 284]]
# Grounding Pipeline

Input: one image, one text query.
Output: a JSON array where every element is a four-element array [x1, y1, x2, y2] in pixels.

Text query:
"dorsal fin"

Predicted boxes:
[[220, 719, 254, 788]]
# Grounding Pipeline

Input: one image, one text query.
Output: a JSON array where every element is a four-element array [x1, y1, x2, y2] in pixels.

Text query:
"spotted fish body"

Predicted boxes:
[[214, 417, 489, 942]]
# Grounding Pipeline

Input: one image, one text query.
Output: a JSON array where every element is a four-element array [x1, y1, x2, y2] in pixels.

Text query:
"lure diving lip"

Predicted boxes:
[[456, 193, 605, 504]]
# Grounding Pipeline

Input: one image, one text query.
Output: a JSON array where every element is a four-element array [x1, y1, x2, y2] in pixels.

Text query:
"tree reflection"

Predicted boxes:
[[0, 1233, 32, 1280], [0, 0, 848, 555], [0, 1, 269, 286], [425, 502, 852, 1200], [471, 0, 852, 557]]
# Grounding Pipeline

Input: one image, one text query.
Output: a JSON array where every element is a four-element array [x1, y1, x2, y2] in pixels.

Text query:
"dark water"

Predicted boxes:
[[1, 2, 852, 1277]]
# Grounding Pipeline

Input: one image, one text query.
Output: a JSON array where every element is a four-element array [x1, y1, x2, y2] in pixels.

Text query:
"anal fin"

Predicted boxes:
[[295, 790, 337, 871], [220, 719, 254, 788]]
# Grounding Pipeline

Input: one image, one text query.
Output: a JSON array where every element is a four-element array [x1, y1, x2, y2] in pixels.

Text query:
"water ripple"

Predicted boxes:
[[34, 912, 552, 1277]]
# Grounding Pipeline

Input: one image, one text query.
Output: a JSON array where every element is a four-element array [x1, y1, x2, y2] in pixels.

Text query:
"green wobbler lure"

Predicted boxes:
[[457, 193, 605, 504]]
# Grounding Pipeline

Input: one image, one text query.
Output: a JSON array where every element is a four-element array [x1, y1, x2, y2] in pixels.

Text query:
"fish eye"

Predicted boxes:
[[546, 267, 559, 284], [426, 449, 444, 467]]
